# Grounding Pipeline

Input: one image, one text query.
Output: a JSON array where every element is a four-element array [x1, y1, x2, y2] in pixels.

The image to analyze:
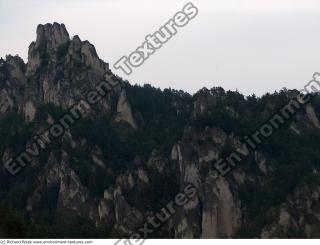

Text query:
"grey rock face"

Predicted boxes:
[[0, 89, 14, 115], [1, 23, 320, 239], [261, 181, 320, 238], [24, 23, 113, 111], [0, 55, 26, 117], [26, 23, 70, 75], [115, 90, 137, 129]]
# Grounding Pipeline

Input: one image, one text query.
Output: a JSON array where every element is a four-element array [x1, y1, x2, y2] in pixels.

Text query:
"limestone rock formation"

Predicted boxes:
[[1, 24, 320, 239]]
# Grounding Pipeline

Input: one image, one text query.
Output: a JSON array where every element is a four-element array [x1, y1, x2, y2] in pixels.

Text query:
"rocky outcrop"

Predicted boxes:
[[0, 55, 26, 117], [201, 173, 241, 238], [115, 90, 137, 129], [261, 181, 320, 238], [306, 104, 320, 129], [27, 152, 99, 222], [24, 22, 116, 114], [26, 23, 70, 75], [173, 127, 243, 238], [1, 23, 320, 239], [0, 89, 14, 115]]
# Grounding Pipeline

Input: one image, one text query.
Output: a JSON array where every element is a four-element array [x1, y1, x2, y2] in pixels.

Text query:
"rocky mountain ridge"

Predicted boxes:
[[1, 23, 320, 238]]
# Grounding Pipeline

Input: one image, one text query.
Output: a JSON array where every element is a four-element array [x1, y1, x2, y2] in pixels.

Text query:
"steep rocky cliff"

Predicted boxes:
[[1, 23, 320, 238]]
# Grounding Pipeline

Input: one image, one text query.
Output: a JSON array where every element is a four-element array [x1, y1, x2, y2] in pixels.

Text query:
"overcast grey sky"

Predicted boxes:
[[1, 0, 320, 95]]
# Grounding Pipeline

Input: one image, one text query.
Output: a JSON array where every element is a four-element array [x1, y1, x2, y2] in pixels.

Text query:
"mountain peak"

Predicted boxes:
[[35, 22, 70, 51], [26, 22, 70, 75], [26, 23, 109, 78]]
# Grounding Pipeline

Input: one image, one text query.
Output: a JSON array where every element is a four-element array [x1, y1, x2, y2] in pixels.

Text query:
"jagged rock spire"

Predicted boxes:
[[26, 23, 70, 74], [35, 22, 70, 51], [26, 22, 109, 77]]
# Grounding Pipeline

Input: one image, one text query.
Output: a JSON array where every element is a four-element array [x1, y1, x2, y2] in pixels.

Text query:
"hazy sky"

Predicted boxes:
[[1, 0, 320, 95]]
